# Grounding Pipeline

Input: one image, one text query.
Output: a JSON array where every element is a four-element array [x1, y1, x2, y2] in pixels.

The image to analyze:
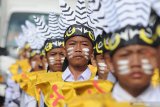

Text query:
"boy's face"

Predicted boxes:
[[24, 48, 31, 59], [104, 52, 114, 72], [46, 48, 65, 72], [96, 54, 107, 74], [112, 44, 158, 89], [41, 56, 48, 70], [65, 36, 93, 67], [30, 54, 43, 71]]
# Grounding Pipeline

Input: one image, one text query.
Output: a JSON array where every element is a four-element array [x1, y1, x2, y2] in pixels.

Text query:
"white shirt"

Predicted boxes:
[[112, 83, 160, 104], [107, 72, 116, 83], [4, 78, 20, 107], [39, 91, 45, 107], [62, 67, 92, 82], [20, 91, 37, 107]]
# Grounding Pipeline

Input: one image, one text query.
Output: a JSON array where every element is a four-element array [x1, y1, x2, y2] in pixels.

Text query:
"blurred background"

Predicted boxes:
[[0, 0, 76, 106]]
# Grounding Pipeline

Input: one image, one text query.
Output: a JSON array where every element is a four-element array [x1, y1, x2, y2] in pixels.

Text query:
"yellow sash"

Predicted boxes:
[[37, 80, 113, 107], [9, 59, 31, 75], [67, 93, 146, 107], [151, 68, 160, 87]]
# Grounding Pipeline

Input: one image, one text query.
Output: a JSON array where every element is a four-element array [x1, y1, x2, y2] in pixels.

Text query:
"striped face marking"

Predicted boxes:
[[45, 63, 48, 70], [141, 59, 153, 75], [98, 61, 107, 74], [117, 59, 130, 75], [82, 48, 90, 60], [49, 57, 55, 65], [31, 61, 36, 69], [67, 47, 74, 59], [61, 57, 65, 64]]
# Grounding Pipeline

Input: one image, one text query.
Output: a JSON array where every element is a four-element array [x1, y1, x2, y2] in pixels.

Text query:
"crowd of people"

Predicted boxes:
[[3, 0, 160, 107]]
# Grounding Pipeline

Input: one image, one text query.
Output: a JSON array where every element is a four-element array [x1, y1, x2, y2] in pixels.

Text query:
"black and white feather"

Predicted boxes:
[[23, 20, 45, 50], [33, 12, 68, 43], [33, 16, 53, 39], [58, 13, 70, 36], [59, 0, 97, 31], [48, 12, 59, 35], [59, 0, 75, 25], [15, 33, 27, 49], [90, 0, 158, 35]]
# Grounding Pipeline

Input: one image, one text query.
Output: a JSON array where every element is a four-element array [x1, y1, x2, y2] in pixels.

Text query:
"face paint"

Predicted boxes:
[[82, 48, 90, 60], [31, 61, 36, 69], [49, 57, 55, 65], [98, 62, 107, 74], [61, 57, 65, 64], [45, 63, 48, 70], [141, 59, 153, 75], [67, 47, 74, 59], [26, 52, 30, 58], [117, 59, 130, 75]]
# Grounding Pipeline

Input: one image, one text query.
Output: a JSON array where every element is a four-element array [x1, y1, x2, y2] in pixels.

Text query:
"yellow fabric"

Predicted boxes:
[[36, 72, 63, 85], [12, 70, 46, 104], [35, 65, 97, 107], [88, 64, 97, 80], [67, 93, 146, 107], [151, 69, 160, 87], [9, 59, 31, 75], [12, 72, 27, 85], [37, 80, 113, 107], [21, 71, 46, 101], [17, 59, 31, 73], [36, 72, 63, 106], [9, 63, 19, 75]]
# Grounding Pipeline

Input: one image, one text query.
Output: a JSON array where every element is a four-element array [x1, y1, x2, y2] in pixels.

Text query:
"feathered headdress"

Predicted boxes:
[[59, 0, 96, 45], [92, 0, 159, 56], [33, 13, 67, 53], [20, 20, 45, 57]]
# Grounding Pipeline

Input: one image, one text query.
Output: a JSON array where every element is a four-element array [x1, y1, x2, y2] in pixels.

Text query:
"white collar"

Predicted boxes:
[[112, 83, 160, 102], [62, 67, 91, 82]]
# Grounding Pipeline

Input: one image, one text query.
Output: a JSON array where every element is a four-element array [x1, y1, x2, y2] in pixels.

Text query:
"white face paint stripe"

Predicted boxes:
[[118, 65, 129, 71], [117, 59, 130, 75], [84, 56, 89, 60], [26, 52, 30, 58], [67, 47, 74, 59], [45, 63, 48, 70], [67, 47, 74, 51], [142, 64, 153, 70], [68, 51, 74, 55], [141, 59, 153, 75], [84, 52, 89, 56], [99, 67, 106, 71], [118, 66, 130, 75], [99, 71, 105, 74], [141, 59, 149, 63], [61, 57, 65, 63], [49, 57, 55, 65], [82, 48, 89, 52], [68, 55, 73, 59], [98, 62, 107, 74], [82, 48, 90, 60], [119, 70, 130, 75], [117, 60, 129, 65], [98, 63, 107, 67], [31, 61, 36, 68]]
